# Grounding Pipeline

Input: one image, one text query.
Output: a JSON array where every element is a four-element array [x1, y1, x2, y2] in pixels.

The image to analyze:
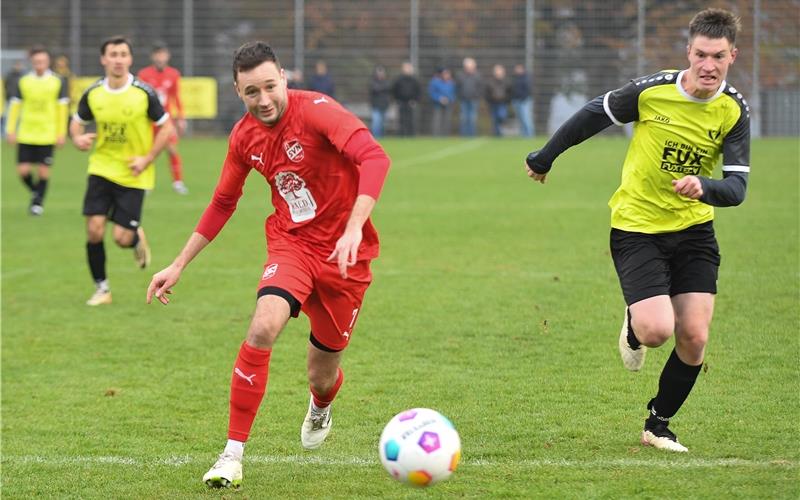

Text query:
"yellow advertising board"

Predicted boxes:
[[62, 76, 218, 119]]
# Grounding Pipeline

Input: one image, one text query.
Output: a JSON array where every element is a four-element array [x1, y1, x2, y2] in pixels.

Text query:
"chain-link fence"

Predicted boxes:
[[2, 0, 798, 136]]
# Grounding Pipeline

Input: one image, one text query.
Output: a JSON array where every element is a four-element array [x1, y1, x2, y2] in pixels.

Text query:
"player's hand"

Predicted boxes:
[[177, 118, 187, 136], [128, 156, 150, 176], [525, 164, 547, 184], [73, 132, 96, 151], [525, 150, 551, 184], [327, 227, 363, 279], [672, 176, 704, 200], [6, 132, 16, 145], [147, 264, 181, 305], [55, 135, 66, 148]]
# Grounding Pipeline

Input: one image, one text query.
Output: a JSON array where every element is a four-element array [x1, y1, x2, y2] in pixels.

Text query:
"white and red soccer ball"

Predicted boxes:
[[378, 408, 461, 487]]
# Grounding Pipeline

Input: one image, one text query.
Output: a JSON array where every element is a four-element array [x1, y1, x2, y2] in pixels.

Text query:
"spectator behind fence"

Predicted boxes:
[[392, 62, 421, 137], [287, 68, 306, 89], [369, 65, 391, 138], [428, 67, 456, 136], [456, 57, 482, 136], [511, 63, 534, 137], [485, 64, 511, 137], [308, 60, 335, 98]]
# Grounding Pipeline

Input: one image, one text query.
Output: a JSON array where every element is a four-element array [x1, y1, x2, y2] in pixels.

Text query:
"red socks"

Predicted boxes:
[[169, 152, 183, 182], [311, 367, 344, 409], [228, 342, 271, 442]]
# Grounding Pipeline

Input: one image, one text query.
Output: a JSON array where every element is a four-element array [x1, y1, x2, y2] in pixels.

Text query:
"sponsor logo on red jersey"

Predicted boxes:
[[284, 138, 304, 162]]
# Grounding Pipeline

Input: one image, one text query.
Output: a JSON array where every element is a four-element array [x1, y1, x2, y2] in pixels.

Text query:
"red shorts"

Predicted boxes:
[[257, 240, 372, 351]]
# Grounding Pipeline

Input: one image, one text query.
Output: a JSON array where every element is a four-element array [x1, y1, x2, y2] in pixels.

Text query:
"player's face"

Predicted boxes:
[[101, 43, 133, 79], [686, 35, 737, 98], [30, 53, 50, 75], [235, 61, 288, 127], [152, 50, 169, 70]]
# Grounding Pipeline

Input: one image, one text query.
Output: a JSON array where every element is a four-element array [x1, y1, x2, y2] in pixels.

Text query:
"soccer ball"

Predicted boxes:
[[378, 408, 461, 487]]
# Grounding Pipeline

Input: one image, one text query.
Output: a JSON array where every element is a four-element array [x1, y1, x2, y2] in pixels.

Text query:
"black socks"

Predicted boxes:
[[647, 349, 702, 425]]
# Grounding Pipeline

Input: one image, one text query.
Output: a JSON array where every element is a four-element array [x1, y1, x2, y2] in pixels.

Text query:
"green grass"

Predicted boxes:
[[2, 135, 798, 498]]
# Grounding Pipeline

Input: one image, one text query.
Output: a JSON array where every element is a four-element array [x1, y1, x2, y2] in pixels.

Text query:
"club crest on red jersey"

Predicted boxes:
[[284, 138, 304, 162]]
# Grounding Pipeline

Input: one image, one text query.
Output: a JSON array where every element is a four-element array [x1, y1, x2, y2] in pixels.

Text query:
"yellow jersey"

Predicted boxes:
[[5, 70, 69, 145], [74, 74, 168, 190], [603, 70, 750, 233]]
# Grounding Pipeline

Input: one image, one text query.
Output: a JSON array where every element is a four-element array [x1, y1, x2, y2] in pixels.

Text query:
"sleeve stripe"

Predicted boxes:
[[154, 112, 170, 126], [602, 91, 624, 126], [72, 113, 89, 125], [722, 165, 750, 173], [9, 97, 21, 103], [58, 97, 70, 103]]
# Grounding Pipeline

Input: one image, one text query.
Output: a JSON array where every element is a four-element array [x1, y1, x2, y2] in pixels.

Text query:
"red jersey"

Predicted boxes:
[[196, 90, 388, 261], [137, 65, 183, 117]]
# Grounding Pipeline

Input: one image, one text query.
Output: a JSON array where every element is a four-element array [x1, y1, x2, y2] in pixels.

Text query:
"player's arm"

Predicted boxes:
[[129, 88, 173, 175], [672, 106, 750, 206], [69, 90, 96, 151], [526, 78, 643, 183], [4, 79, 21, 142], [328, 129, 391, 278], [56, 76, 70, 146], [172, 70, 187, 134], [146, 140, 251, 305]]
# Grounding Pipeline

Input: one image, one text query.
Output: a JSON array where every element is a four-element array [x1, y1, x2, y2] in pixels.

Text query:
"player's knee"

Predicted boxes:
[[634, 318, 674, 347], [112, 232, 133, 247], [245, 319, 282, 349], [676, 323, 709, 352]]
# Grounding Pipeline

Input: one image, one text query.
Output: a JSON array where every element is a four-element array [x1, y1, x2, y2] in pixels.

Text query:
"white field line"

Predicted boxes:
[[4, 455, 795, 469], [391, 139, 489, 169]]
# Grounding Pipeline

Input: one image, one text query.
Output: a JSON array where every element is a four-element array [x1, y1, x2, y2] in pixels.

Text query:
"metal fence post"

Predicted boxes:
[[751, 0, 761, 138], [410, 0, 419, 70], [70, 0, 81, 75], [295, 0, 304, 75]]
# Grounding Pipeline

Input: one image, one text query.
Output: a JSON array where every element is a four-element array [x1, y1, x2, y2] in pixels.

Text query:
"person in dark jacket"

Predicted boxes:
[[369, 65, 391, 138], [510, 63, 534, 137], [485, 64, 511, 136], [308, 60, 335, 97], [428, 67, 456, 136], [456, 57, 482, 136], [392, 62, 421, 137]]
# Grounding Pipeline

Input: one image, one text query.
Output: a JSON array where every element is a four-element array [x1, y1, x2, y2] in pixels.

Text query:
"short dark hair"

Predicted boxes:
[[232, 41, 280, 82], [151, 41, 168, 53], [101, 35, 133, 55], [28, 45, 49, 58], [689, 8, 741, 46]]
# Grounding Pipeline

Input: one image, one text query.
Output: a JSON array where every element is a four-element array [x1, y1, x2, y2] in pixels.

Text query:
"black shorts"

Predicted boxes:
[[18, 144, 54, 165], [82, 175, 146, 230], [610, 221, 721, 306]]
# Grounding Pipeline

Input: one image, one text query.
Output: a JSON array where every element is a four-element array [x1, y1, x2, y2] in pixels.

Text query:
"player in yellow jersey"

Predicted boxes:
[[525, 9, 749, 452], [69, 36, 175, 306], [4, 47, 69, 215]]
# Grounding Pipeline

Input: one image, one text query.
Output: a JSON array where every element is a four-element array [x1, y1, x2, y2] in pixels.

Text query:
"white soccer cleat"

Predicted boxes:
[[301, 397, 333, 450], [29, 204, 44, 216], [172, 180, 189, 195], [86, 288, 112, 306], [203, 452, 242, 488], [133, 227, 151, 269], [642, 424, 689, 453], [619, 308, 646, 371]]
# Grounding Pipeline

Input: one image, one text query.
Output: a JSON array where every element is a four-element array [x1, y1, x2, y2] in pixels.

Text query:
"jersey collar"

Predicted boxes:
[[28, 69, 54, 79], [102, 73, 134, 94], [676, 70, 726, 103]]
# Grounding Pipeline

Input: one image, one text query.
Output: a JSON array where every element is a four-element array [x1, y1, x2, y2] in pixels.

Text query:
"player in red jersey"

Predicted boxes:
[[146, 41, 390, 489], [137, 43, 189, 194]]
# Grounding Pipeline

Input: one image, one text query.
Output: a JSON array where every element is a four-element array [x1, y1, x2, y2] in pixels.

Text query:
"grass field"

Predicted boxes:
[[2, 135, 798, 498]]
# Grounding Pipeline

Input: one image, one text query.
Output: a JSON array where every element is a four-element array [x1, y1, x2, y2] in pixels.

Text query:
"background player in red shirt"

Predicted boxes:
[[146, 41, 391, 489], [137, 43, 189, 194]]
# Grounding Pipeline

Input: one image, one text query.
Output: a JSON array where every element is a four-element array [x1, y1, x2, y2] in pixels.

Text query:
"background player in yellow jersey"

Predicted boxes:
[[70, 36, 175, 306], [525, 8, 749, 452], [4, 46, 69, 215]]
